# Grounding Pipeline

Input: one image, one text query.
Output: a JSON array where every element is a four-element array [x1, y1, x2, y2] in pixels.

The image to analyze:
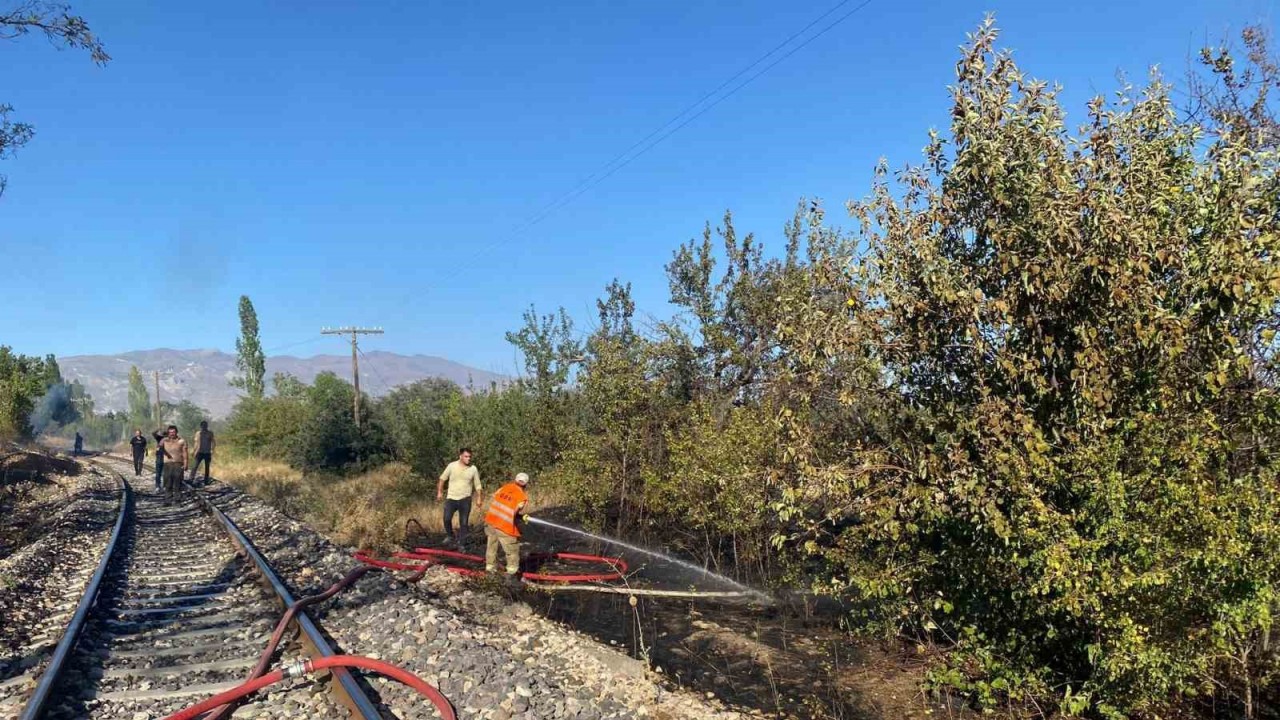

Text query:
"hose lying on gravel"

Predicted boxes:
[[355, 547, 630, 583], [165, 537, 451, 720], [203, 565, 427, 720], [163, 655, 456, 720]]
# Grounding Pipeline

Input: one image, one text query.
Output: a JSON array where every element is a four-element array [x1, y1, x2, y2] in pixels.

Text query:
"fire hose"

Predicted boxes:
[[164, 656, 452, 720], [163, 565, 454, 720], [355, 547, 629, 583]]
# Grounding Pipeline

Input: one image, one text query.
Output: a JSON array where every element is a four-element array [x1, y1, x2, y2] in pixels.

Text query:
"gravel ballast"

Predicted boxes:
[[201, 482, 752, 720], [0, 459, 121, 713]]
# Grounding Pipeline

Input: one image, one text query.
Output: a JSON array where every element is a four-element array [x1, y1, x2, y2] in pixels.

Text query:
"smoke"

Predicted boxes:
[[31, 383, 76, 435]]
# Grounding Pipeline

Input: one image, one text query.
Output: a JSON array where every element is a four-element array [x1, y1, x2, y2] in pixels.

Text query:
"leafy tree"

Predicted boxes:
[[231, 295, 266, 399], [272, 371, 306, 398], [168, 400, 206, 437], [223, 394, 307, 461], [289, 372, 387, 472], [127, 365, 151, 427], [773, 19, 1280, 717], [374, 378, 463, 477], [67, 379, 92, 419], [505, 305, 580, 470], [0, 1, 108, 194], [0, 347, 61, 439], [664, 212, 799, 400], [552, 282, 670, 532]]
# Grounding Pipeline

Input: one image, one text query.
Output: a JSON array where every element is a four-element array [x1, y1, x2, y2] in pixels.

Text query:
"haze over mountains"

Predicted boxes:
[[59, 349, 508, 419]]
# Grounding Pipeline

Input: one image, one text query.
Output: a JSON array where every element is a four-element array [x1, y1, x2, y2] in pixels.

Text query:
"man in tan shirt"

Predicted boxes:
[[159, 425, 188, 502], [437, 447, 482, 547]]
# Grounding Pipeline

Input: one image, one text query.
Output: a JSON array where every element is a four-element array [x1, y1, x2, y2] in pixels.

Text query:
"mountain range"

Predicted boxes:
[[58, 349, 507, 419]]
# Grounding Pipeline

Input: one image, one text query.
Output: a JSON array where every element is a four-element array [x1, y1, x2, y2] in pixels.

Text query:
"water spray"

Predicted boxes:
[[525, 516, 773, 604]]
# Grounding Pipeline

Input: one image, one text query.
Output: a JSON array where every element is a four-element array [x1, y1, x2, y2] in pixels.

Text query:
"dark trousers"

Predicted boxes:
[[154, 456, 164, 490], [191, 453, 212, 482], [442, 497, 472, 543], [132, 452, 145, 476], [163, 463, 185, 500]]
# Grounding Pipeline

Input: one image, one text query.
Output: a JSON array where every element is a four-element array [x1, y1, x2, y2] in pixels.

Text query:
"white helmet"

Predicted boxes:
[[514, 472, 530, 485]]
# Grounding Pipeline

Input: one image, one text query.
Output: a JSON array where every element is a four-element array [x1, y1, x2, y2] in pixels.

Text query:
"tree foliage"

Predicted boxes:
[[0, 1, 107, 194], [766, 19, 1280, 717], [231, 295, 266, 399], [211, 20, 1280, 717], [127, 365, 151, 428], [0, 347, 60, 439]]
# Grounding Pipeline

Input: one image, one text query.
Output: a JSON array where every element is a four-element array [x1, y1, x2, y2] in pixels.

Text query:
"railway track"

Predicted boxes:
[[11, 456, 387, 720]]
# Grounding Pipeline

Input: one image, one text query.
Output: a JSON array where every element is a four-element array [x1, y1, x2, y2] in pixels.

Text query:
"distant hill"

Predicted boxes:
[[59, 349, 508, 419]]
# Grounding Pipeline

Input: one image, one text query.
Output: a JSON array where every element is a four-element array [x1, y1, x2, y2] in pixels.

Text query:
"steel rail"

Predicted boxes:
[[188, 483, 383, 719], [17, 467, 131, 720]]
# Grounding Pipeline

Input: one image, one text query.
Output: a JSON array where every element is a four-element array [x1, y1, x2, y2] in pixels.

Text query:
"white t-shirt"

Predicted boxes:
[[439, 460, 481, 501]]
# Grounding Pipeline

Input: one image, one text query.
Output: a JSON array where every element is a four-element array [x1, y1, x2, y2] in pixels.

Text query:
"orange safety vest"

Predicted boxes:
[[485, 481, 528, 538]]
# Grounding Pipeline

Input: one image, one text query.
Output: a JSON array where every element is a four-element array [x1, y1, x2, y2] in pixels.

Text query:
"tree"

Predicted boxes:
[[505, 305, 581, 470], [374, 378, 463, 477], [0, 2, 108, 194], [231, 295, 266, 399], [772, 19, 1280, 717], [0, 347, 62, 439], [127, 365, 151, 427], [281, 372, 388, 472], [551, 282, 671, 532], [169, 400, 206, 436]]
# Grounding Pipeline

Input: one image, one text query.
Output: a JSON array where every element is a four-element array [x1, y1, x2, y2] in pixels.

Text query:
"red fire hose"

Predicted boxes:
[[166, 564, 449, 720], [354, 547, 628, 583], [163, 655, 456, 720]]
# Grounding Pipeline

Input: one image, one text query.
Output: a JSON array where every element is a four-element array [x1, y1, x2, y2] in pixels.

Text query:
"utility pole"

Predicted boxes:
[[154, 370, 161, 427], [320, 326, 384, 428]]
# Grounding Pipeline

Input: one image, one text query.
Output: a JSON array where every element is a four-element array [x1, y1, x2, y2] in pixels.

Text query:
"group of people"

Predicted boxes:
[[128, 421, 216, 501], [436, 447, 531, 582]]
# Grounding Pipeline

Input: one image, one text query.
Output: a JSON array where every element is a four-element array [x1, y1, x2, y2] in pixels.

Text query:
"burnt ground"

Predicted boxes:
[[404, 522, 965, 720], [0, 449, 82, 560]]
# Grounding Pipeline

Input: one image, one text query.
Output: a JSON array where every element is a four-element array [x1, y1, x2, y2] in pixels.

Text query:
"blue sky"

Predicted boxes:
[[0, 0, 1274, 376]]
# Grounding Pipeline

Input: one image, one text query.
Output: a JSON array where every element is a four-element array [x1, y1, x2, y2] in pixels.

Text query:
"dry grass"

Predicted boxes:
[[218, 456, 570, 553]]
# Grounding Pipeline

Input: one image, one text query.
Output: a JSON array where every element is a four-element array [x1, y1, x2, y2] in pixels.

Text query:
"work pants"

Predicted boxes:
[[154, 456, 164, 490], [162, 463, 185, 501], [442, 497, 472, 544], [132, 451, 144, 476], [191, 453, 212, 483], [485, 525, 521, 575]]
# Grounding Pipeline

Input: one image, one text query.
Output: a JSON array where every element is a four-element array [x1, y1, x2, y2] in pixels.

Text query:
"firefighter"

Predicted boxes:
[[484, 472, 531, 582]]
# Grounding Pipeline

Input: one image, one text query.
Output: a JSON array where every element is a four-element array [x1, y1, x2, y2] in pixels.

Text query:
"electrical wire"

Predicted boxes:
[[356, 347, 395, 395], [491, 0, 878, 247], [262, 335, 325, 355], [508, 0, 865, 238]]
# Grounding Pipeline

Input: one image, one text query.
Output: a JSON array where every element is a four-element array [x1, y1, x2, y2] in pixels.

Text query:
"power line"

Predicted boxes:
[[262, 335, 324, 355], [321, 326, 384, 428], [357, 347, 395, 396], [508, 0, 863, 238], [496, 0, 877, 245]]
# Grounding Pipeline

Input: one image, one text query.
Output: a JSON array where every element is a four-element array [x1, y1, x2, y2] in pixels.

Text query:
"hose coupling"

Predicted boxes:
[[281, 659, 309, 679]]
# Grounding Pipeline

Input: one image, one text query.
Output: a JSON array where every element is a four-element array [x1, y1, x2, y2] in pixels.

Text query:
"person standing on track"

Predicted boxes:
[[152, 428, 167, 491], [159, 425, 188, 502], [73, 431, 83, 456], [190, 420, 215, 485], [129, 429, 147, 476], [437, 447, 482, 548], [484, 472, 530, 582]]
